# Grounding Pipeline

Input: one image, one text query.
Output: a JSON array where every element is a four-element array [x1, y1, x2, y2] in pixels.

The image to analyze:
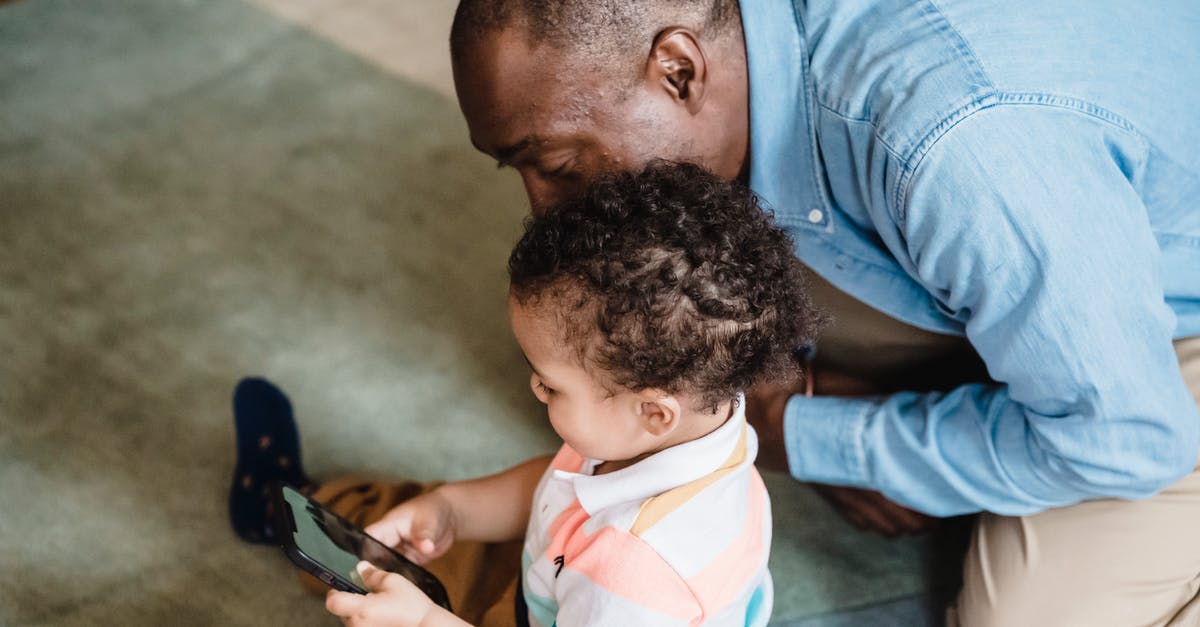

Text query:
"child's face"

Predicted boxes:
[[508, 296, 660, 462]]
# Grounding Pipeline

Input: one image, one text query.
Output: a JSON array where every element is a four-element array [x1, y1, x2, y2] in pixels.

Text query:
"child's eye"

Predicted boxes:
[[536, 381, 555, 396]]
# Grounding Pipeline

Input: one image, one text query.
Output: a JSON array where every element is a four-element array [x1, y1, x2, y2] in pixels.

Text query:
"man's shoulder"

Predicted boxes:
[[805, 0, 994, 162], [807, 0, 1194, 165]]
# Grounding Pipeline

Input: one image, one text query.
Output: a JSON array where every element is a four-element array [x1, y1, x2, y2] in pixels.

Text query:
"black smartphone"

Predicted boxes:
[[270, 482, 452, 610]]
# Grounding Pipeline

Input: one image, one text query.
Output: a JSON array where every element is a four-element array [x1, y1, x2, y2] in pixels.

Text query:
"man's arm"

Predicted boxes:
[[747, 369, 937, 536], [783, 105, 1199, 516]]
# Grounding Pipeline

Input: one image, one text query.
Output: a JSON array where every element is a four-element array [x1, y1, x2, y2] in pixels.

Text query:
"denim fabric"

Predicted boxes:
[[743, 0, 1200, 515]]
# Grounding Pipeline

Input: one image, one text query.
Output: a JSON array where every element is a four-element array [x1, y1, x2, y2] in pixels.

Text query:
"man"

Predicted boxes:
[[447, 0, 1200, 624]]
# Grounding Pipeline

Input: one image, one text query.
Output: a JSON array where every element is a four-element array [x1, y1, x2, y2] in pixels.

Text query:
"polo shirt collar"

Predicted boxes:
[[563, 394, 749, 515]]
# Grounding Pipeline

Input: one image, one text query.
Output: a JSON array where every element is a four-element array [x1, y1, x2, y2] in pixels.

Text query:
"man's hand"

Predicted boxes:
[[743, 375, 798, 472], [810, 484, 935, 537], [364, 489, 458, 565], [326, 562, 464, 627], [745, 365, 935, 537]]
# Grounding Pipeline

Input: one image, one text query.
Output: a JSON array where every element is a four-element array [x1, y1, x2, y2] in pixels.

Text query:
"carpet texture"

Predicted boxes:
[[0, 1, 937, 624]]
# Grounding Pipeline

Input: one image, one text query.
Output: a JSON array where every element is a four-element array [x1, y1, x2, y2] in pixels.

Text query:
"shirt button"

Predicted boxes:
[[807, 208, 824, 223]]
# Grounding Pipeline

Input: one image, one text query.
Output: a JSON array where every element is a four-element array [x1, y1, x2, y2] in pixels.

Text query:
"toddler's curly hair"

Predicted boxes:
[[508, 161, 824, 411]]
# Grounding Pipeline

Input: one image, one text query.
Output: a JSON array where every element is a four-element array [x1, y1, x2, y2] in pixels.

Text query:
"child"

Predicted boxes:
[[233, 162, 821, 626]]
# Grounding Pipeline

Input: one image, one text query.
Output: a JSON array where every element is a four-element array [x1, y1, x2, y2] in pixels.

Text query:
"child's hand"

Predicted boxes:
[[326, 562, 441, 627], [364, 488, 457, 565]]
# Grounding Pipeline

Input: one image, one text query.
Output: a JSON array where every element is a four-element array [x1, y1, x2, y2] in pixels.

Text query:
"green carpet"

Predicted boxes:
[[0, 1, 934, 624]]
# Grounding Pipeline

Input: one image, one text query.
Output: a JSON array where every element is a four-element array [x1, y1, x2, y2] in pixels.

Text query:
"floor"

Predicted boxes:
[[0, 1, 948, 624]]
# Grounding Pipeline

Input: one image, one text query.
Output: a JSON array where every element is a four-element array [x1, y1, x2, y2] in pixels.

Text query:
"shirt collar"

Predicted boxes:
[[561, 394, 751, 515], [742, 0, 832, 230]]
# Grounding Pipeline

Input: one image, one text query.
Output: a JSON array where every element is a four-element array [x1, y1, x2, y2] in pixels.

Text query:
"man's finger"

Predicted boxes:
[[817, 484, 902, 536], [849, 489, 917, 537], [842, 509, 869, 531], [820, 488, 873, 532], [886, 504, 935, 534], [863, 491, 934, 535], [861, 498, 934, 536], [853, 502, 901, 537], [325, 589, 365, 618]]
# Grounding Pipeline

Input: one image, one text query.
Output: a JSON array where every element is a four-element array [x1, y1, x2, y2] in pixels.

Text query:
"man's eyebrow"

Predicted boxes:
[[495, 136, 538, 165]]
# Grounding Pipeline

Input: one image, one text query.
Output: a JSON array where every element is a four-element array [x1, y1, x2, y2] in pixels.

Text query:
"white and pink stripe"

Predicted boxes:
[[521, 398, 773, 627]]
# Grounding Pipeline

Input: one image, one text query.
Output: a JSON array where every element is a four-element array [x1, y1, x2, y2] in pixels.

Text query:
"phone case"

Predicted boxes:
[[269, 482, 453, 609]]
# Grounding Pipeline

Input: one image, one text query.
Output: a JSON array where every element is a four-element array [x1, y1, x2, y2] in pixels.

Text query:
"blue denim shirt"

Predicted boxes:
[[743, 0, 1200, 515]]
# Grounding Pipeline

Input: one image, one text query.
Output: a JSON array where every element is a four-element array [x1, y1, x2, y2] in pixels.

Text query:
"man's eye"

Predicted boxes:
[[538, 159, 576, 179]]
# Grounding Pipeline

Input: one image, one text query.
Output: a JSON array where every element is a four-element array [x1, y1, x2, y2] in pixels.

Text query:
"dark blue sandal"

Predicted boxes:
[[228, 377, 311, 544]]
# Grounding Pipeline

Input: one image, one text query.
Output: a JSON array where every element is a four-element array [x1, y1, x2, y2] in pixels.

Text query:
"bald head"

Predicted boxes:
[[450, 0, 750, 213], [451, 0, 741, 81]]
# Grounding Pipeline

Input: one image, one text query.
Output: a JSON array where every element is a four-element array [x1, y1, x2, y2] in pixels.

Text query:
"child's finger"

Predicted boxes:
[[416, 537, 436, 554], [356, 561, 400, 592], [325, 588, 365, 618], [364, 508, 412, 547], [363, 521, 399, 547]]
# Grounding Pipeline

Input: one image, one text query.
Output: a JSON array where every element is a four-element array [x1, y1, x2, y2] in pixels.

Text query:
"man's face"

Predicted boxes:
[[453, 30, 722, 215]]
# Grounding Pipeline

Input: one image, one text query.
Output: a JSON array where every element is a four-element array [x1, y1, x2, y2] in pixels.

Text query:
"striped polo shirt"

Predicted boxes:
[[521, 397, 773, 626]]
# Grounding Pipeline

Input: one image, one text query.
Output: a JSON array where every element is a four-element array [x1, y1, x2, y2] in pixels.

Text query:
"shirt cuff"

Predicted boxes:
[[783, 394, 876, 487]]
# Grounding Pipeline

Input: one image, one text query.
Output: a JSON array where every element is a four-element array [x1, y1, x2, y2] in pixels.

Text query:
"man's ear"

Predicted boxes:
[[645, 27, 707, 113], [635, 390, 683, 437]]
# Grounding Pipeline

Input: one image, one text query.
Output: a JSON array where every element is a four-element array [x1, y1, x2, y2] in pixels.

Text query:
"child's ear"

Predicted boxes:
[[635, 390, 682, 437]]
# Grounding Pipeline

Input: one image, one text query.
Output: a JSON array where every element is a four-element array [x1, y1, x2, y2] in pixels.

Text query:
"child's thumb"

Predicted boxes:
[[409, 515, 442, 554]]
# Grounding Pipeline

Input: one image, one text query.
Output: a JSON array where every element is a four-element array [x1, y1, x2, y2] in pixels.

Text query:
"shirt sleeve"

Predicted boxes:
[[783, 104, 1200, 516]]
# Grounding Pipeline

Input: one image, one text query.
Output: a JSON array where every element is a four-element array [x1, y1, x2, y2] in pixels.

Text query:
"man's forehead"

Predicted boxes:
[[455, 29, 607, 135], [455, 28, 547, 97], [457, 43, 557, 145], [465, 93, 595, 162]]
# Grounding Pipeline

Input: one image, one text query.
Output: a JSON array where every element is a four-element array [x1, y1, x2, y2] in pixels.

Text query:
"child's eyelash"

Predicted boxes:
[[536, 381, 554, 395]]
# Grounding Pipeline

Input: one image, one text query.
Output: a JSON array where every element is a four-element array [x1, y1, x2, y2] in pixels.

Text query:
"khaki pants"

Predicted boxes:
[[947, 335, 1200, 627], [806, 270, 1200, 626]]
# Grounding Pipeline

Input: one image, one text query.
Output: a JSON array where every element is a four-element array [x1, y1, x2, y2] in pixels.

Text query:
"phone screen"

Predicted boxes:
[[275, 484, 451, 608]]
